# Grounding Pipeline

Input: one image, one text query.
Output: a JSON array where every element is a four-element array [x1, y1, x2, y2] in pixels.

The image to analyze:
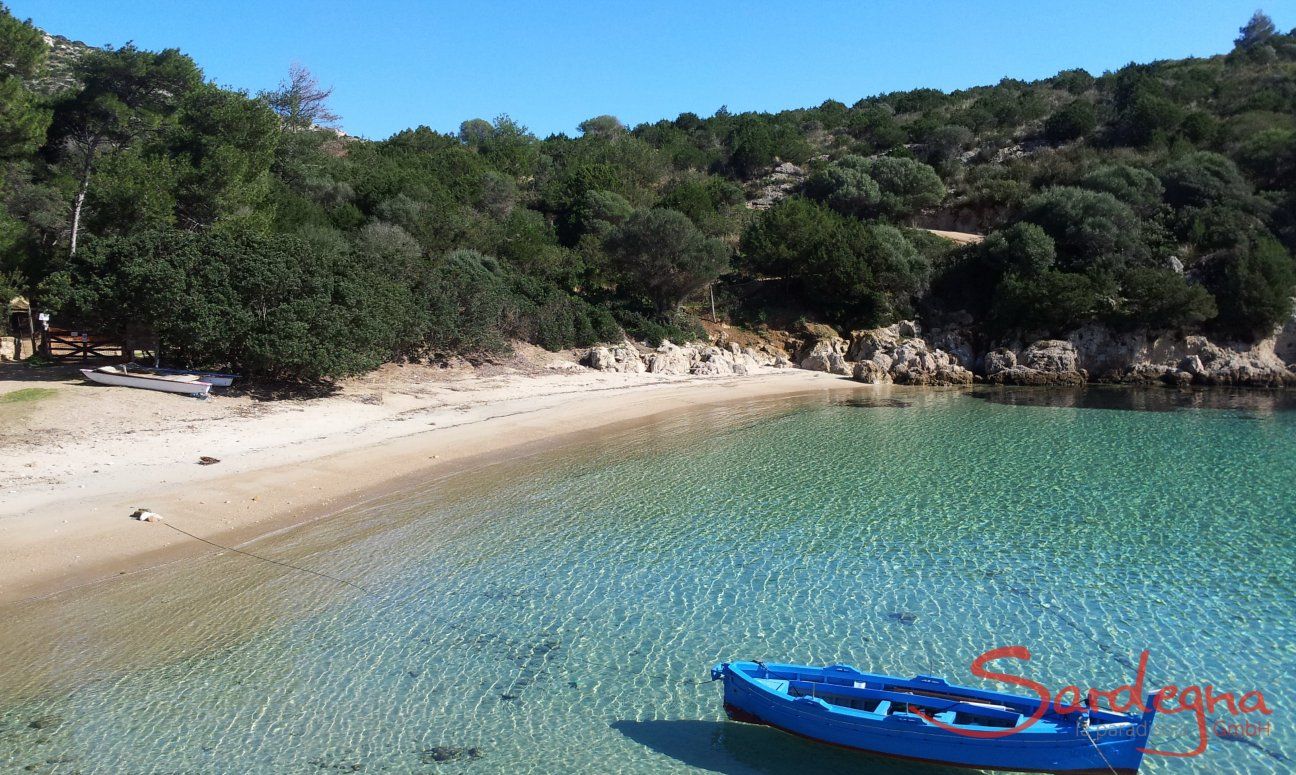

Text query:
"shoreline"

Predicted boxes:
[[0, 365, 862, 606]]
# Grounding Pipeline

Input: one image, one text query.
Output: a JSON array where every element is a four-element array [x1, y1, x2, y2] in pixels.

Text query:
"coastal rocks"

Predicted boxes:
[[581, 339, 777, 377], [1178, 354, 1204, 376], [1276, 304, 1296, 366], [1067, 324, 1296, 387], [851, 360, 890, 384], [842, 323, 972, 386], [983, 348, 1016, 375], [929, 328, 975, 369], [986, 367, 1088, 386], [890, 341, 973, 385], [646, 341, 693, 375], [793, 323, 848, 372], [1187, 336, 1296, 387], [582, 344, 645, 373], [985, 340, 1087, 386], [1023, 340, 1079, 373], [800, 348, 850, 375], [691, 346, 736, 376]]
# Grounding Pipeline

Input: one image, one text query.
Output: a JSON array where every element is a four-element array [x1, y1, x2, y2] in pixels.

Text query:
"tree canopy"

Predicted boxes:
[[2, 6, 1294, 381]]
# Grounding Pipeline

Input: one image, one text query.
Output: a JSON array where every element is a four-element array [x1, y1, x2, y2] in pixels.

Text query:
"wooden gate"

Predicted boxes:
[[45, 327, 125, 362]]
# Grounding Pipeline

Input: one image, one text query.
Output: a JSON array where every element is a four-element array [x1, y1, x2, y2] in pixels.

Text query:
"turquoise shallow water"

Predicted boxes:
[[1, 387, 1293, 774]]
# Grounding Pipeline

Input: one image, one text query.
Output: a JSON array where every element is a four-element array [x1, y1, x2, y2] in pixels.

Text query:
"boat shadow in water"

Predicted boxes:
[[611, 719, 963, 775]]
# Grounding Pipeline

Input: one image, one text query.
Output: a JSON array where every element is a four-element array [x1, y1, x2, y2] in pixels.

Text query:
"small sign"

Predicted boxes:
[[37, 312, 49, 322]]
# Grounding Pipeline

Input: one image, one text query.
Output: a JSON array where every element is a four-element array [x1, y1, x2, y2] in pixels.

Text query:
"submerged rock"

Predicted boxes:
[[837, 398, 912, 409], [418, 746, 483, 764]]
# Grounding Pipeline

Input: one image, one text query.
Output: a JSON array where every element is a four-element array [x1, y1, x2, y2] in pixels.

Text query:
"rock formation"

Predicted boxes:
[[837, 322, 973, 385], [582, 344, 645, 373], [583, 306, 1296, 388], [747, 161, 806, 211], [984, 340, 1087, 385], [583, 340, 782, 377]]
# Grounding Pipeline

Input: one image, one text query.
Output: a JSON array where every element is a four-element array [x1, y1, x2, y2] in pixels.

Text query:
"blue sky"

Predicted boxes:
[[10, 1, 1295, 140]]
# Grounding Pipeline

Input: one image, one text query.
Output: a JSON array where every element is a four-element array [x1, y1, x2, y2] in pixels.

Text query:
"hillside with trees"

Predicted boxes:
[[2, 6, 1294, 380]]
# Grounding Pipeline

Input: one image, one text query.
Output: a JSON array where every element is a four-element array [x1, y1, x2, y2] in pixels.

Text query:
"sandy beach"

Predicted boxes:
[[0, 349, 859, 605]]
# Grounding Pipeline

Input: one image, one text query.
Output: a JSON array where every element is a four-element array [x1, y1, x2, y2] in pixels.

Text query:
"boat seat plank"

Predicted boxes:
[[782, 681, 1023, 723]]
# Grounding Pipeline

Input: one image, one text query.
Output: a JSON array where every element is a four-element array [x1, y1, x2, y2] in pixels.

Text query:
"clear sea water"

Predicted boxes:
[[1, 387, 1293, 774]]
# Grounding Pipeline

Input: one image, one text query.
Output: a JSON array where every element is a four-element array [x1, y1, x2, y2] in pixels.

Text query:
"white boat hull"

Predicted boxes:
[[81, 369, 212, 396], [129, 365, 236, 386]]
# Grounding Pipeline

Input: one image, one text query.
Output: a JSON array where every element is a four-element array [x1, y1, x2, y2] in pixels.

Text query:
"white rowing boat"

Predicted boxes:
[[81, 366, 212, 396], [127, 363, 238, 387]]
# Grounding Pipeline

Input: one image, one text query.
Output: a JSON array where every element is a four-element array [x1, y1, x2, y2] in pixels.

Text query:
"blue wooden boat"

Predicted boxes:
[[711, 661, 1156, 774]]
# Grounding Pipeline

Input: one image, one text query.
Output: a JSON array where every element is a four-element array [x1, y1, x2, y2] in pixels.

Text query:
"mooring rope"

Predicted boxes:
[[1081, 722, 1120, 775], [159, 521, 376, 596]]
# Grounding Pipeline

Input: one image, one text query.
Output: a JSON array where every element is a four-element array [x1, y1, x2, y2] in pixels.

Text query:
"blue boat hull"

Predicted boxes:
[[714, 662, 1154, 774]]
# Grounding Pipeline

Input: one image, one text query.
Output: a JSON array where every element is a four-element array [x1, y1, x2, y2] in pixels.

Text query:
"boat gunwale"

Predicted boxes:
[[127, 363, 239, 381], [81, 368, 213, 394]]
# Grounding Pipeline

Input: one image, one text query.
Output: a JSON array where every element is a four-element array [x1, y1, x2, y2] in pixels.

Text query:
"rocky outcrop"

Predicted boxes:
[[585, 339, 781, 377], [844, 322, 972, 386], [1183, 337, 1295, 387], [1276, 304, 1296, 366], [972, 323, 1296, 387], [582, 344, 645, 373], [1064, 324, 1296, 387], [646, 341, 694, 375], [692, 346, 738, 376], [983, 347, 1016, 374], [747, 161, 806, 211], [985, 340, 1087, 385], [584, 308, 1296, 389], [792, 323, 848, 373]]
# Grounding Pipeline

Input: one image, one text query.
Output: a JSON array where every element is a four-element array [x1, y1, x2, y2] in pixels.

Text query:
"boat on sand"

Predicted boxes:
[[711, 661, 1156, 774], [127, 363, 238, 387], [81, 365, 212, 396]]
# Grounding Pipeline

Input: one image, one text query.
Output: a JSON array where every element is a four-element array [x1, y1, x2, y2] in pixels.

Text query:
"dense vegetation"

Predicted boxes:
[[2, 7, 1295, 379]]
